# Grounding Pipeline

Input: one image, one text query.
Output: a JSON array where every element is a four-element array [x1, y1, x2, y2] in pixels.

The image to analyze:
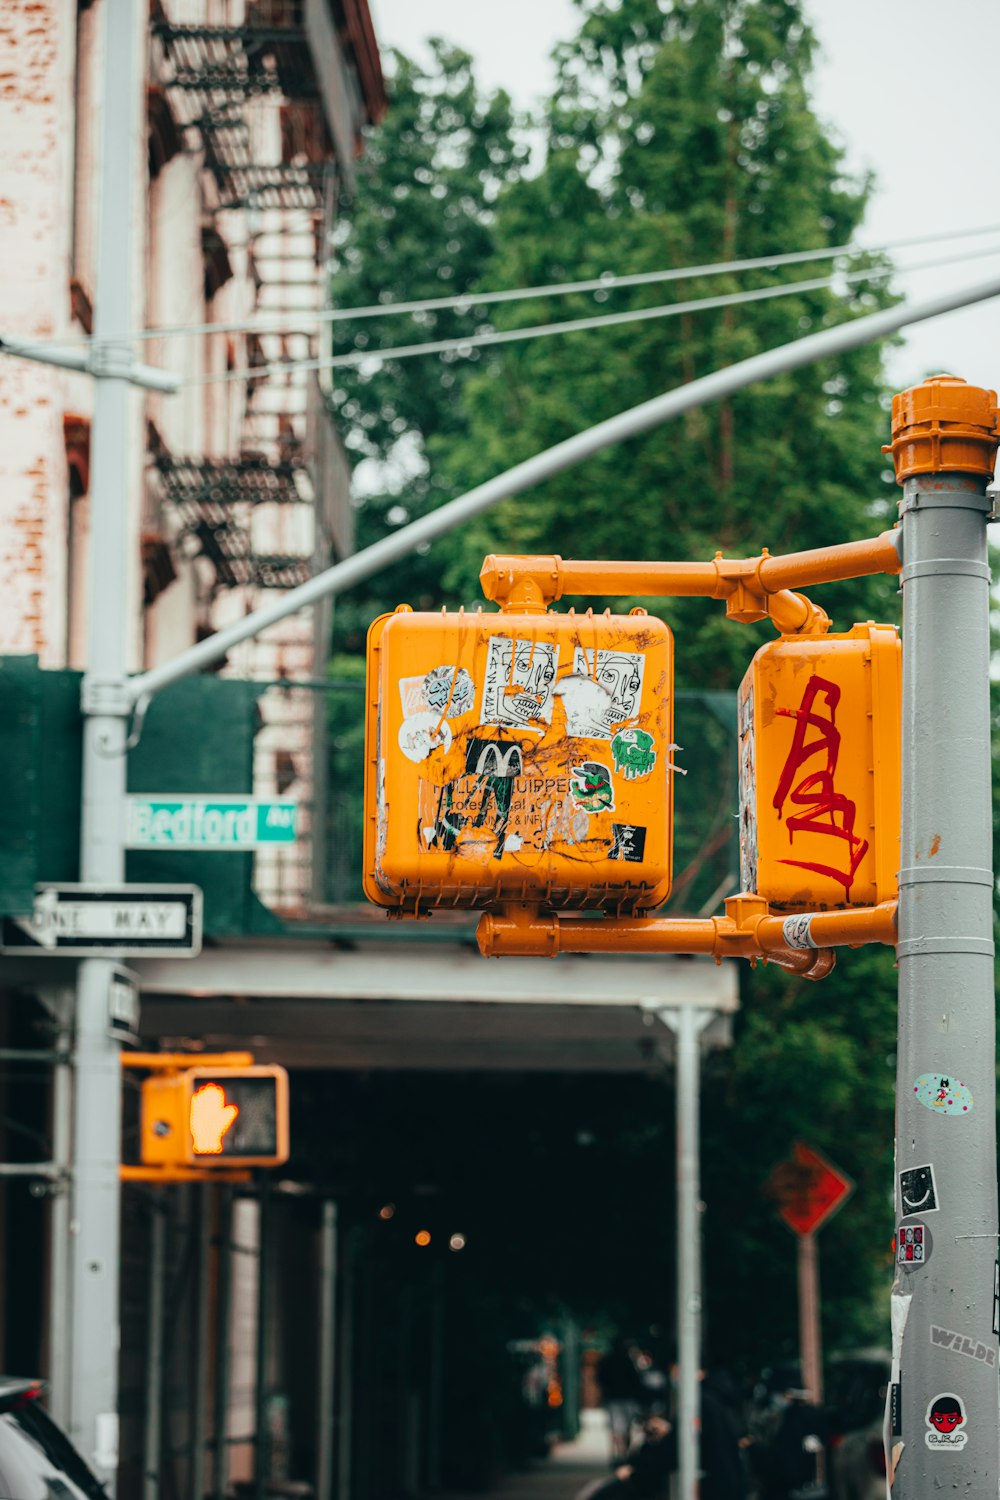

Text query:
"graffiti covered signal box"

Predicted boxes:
[[738, 623, 901, 910], [364, 607, 674, 913]]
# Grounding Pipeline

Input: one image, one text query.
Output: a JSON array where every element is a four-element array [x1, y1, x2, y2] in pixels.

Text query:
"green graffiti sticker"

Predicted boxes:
[[611, 728, 656, 781], [570, 761, 614, 813]]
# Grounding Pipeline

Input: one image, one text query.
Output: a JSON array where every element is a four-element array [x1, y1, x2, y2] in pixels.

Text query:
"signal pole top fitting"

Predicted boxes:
[[885, 373, 999, 482]]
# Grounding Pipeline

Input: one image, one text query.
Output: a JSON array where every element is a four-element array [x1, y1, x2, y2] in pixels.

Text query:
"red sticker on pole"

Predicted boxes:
[[766, 1141, 854, 1237]]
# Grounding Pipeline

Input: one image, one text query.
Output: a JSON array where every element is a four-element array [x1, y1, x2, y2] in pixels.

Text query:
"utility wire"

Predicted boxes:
[[13, 220, 1000, 352], [184, 241, 1000, 388]]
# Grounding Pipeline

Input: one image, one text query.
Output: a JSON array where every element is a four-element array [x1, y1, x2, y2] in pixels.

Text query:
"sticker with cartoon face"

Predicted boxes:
[[571, 647, 644, 738], [913, 1073, 973, 1117], [925, 1393, 967, 1449], [398, 712, 452, 764], [900, 1164, 938, 1215], [611, 728, 656, 780], [570, 761, 614, 814], [480, 638, 558, 729]]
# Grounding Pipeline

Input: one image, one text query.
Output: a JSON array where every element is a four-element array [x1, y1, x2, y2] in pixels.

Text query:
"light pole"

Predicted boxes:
[[66, 0, 142, 1484], [888, 375, 999, 1493]]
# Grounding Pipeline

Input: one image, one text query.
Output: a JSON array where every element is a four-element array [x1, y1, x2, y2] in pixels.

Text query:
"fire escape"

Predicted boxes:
[[150, 0, 361, 913]]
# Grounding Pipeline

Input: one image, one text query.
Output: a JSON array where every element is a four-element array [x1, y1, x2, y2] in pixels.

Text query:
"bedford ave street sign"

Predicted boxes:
[[125, 795, 297, 850]]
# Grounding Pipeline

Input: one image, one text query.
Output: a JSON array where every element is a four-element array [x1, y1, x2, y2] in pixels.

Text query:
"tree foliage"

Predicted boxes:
[[325, 0, 904, 1370]]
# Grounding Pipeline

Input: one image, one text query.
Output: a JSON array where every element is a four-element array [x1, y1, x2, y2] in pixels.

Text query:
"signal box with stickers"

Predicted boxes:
[[737, 622, 901, 911], [364, 606, 674, 913]]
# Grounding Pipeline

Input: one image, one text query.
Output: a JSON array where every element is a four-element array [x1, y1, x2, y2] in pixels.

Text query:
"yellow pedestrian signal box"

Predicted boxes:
[[738, 623, 901, 911], [364, 607, 675, 913], [140, 1065, 290, 1169]]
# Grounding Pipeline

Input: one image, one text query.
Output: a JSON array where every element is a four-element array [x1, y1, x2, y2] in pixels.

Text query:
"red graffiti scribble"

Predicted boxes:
[[772, 674, 869, 896]]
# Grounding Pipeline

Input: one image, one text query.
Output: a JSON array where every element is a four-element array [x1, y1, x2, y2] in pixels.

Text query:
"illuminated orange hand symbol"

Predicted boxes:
[[190, 1083, 239, 1155]]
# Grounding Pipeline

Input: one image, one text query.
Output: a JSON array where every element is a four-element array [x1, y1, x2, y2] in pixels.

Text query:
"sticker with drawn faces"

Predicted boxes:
[[480, 637, 558, 729], [925, 1393, 967, 1450], [570, 761, 614, 814], [897, 1220, 932, 1272], [397, 712, 452, 764], [571, 647, 645, 738], [913, 1073, 973, 1117], [899, 1164, 938, 1216]]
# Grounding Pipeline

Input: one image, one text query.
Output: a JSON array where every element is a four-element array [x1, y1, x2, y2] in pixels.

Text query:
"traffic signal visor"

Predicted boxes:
[[141, 1064, 289, 1168]]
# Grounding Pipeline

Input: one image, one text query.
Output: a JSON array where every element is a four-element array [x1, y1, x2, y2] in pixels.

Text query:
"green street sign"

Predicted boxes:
[[125, 796, 297, 851]]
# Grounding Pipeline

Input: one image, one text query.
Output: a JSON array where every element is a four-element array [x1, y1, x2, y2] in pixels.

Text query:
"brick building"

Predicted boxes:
[[0, 0, 385, 911]]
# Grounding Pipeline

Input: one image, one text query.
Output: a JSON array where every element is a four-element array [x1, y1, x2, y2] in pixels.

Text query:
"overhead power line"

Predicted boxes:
[[185, 241, 1000, 388], [11, 220, 1000, 354]]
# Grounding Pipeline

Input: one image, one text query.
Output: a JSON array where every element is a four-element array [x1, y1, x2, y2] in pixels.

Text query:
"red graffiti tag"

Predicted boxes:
[[772, 674, 869, 896]]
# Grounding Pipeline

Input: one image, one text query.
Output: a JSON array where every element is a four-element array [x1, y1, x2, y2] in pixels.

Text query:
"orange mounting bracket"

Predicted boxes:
[[476, 897, 898, 981], [480, 529, 902, 636], [119, 1164, 252, 1185]]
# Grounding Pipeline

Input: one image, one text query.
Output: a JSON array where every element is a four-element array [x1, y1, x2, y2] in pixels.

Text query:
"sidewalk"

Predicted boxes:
[[451, 1411, 608, 1500]]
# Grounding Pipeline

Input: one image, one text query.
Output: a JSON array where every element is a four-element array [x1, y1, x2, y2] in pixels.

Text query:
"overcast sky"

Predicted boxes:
[[367, 0, 1000, 396]]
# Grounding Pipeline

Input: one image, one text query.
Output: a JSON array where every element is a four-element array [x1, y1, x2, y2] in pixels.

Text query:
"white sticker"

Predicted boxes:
[[570, 646, 644, 738], [783, 913, 816, 950], [480, 637, 558, 728], [397, 712, 452, 764]]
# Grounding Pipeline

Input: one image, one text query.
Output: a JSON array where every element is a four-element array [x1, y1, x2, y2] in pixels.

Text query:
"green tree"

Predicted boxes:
[[327, 0, 904, 1368], [327, 42, 528, 643], [432, 0, 899, 688]]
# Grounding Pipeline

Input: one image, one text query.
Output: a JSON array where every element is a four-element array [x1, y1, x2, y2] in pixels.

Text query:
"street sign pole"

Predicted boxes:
[[889, 378, 999, 1494], [66, 0, 142, 1486], [660, 1006, 711, 1500], [797, 1233, 822, 1404]]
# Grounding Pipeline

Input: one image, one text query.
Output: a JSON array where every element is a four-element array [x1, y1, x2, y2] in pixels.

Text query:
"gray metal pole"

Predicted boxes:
[[67, 0, 142, 1488], [890, 377, 999, 1495], [336, 1229, 358, 1500], [67, 0, 142, 1485], [143, 1205, 166, 1500], [661, 1007, 711, 1500], [315, 1200, 337, 1500], [0, 334, 177, 391], [46, 991, 73, 1428], [212, 1189, 234, 1500], [254, 1186, 271, 1500], [192, 1186, 212, 1500], [426, 1261, 444, 1492], [127, 270, 1000, 705]]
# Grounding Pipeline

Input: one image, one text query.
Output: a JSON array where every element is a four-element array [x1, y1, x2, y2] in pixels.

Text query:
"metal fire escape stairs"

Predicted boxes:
[[151, 2, 347, 912]]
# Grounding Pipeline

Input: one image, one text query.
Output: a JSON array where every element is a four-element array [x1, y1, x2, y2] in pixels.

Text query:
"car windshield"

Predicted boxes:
[[0, 1399, 105, 1500]]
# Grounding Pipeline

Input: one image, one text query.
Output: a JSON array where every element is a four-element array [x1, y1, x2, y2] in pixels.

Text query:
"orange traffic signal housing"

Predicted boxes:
[[140, 1064, 290, 1169], [364, 605, 675, 913], [738, 623, 901, 910]]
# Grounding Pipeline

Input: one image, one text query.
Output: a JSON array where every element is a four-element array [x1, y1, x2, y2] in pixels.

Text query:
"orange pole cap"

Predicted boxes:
[[885, 374, 999, 483]]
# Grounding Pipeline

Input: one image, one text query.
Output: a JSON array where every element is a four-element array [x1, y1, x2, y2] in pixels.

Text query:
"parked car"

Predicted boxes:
[[826, 1351, 890, 1500], [0, 1377, 106, 1500]]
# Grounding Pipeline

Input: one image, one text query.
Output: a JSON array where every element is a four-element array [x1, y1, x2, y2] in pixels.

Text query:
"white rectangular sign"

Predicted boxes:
[[0, 884, 202, 957]]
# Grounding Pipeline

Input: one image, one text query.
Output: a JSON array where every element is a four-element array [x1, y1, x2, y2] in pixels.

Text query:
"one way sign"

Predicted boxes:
[[1, 884, 202, 957]]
